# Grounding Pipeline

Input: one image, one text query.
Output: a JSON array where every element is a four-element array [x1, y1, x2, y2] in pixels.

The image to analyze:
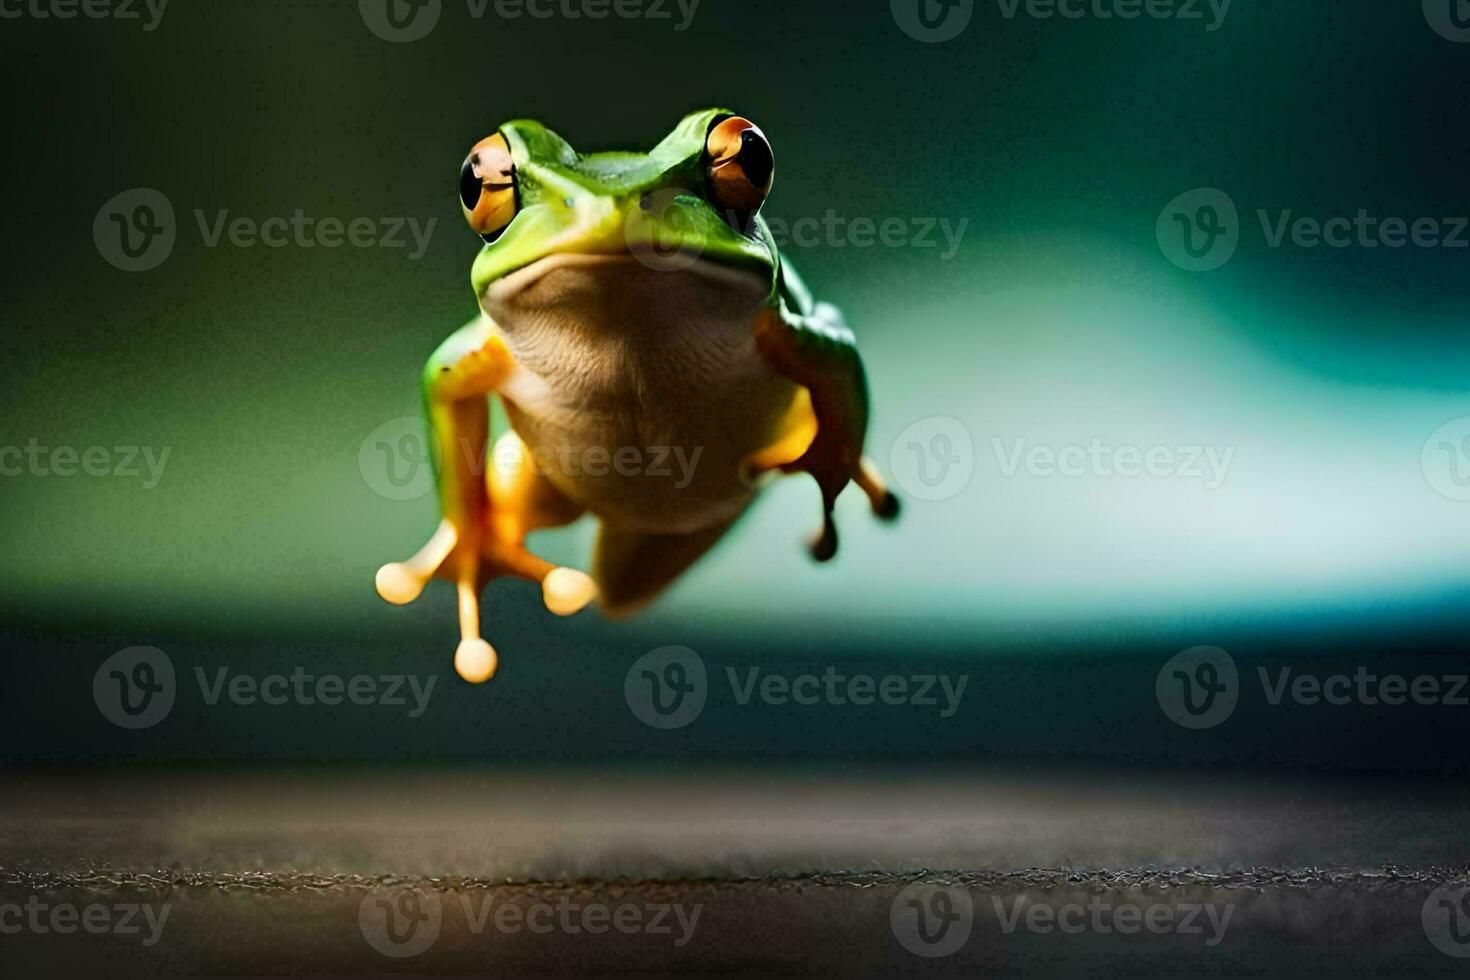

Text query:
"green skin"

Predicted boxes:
[[417, 107, 886, 612], [470, 109, 780, 298]]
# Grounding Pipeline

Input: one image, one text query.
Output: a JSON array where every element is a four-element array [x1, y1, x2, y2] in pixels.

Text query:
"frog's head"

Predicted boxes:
[[457, 108, 779, 323]]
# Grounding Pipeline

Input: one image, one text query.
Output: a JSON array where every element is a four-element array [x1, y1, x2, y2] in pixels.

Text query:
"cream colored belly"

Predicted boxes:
[[484, 255, 798, 535]]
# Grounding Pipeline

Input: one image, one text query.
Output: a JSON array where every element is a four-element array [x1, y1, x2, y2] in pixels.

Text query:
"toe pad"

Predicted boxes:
[[543, 567, 598, 616], [375, 563, 425, 605], [454, 638, 498, 684]]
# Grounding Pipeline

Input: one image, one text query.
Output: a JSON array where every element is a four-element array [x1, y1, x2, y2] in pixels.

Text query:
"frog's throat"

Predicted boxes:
[[488, 251, 768, 304], [480, 252, 772, 353]]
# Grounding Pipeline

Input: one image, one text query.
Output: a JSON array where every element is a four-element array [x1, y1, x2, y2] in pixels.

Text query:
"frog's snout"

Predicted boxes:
[[619, 188, 719, 259]]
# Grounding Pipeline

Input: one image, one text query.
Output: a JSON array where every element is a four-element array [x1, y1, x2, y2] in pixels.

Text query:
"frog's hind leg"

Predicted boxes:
[[741, 384, 900, 563], [375, 428, 594, 682], [375, 518, 459, 607], [484, 430, 596, 617], [593, 518, 739, 619], [853, 457, 902, 520]]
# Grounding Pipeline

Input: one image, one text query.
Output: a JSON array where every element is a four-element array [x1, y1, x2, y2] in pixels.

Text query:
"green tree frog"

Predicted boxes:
[[375, 109, 900, 683]]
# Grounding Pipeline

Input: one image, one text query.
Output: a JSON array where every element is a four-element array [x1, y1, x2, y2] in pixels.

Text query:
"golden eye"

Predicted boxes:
[[459, 133, 517, 242], [706, 115, 774, 218]]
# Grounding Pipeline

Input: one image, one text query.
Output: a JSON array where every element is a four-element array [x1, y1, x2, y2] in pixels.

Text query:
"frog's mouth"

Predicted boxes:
[[482, 252, 772, 346]]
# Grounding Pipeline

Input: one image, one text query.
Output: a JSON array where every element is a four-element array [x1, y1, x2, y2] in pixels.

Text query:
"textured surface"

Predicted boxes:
[[3, 765, 1470, 975]]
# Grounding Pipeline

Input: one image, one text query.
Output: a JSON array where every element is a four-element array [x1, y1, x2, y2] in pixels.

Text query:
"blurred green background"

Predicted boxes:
[[3, 0, 1470, 763]]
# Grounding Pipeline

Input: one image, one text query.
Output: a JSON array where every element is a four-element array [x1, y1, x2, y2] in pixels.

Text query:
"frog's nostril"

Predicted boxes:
[[639, 193, 654, 212]]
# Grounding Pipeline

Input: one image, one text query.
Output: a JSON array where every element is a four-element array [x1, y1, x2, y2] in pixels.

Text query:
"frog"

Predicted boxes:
[[374, 108, 900, 683]]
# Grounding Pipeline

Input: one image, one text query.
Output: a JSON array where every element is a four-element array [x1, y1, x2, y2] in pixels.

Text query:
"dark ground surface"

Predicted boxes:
[[6, 610, 1470, 973], [3, 765, 1470, 976]]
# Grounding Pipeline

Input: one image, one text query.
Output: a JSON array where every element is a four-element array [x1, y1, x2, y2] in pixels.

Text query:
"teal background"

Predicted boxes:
[[3, 0, 1470, 764]]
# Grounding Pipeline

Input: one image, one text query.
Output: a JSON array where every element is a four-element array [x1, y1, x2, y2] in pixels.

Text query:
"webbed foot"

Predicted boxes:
[[376, 518, 597, 683]]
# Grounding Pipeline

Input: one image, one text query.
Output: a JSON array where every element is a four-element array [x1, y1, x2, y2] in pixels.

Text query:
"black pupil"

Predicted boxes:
[[737, 131, 773, 190], [459, 157, 481, 210]]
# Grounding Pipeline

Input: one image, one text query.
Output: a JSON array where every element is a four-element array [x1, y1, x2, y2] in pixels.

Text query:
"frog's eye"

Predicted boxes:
[[705, 115, 774, 224], [459, 133, 518, 243]]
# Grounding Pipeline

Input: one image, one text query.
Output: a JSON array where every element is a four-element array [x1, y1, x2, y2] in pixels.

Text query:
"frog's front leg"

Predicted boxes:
[[749, 303, 900, 561], [374, 316, 595, 683]]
